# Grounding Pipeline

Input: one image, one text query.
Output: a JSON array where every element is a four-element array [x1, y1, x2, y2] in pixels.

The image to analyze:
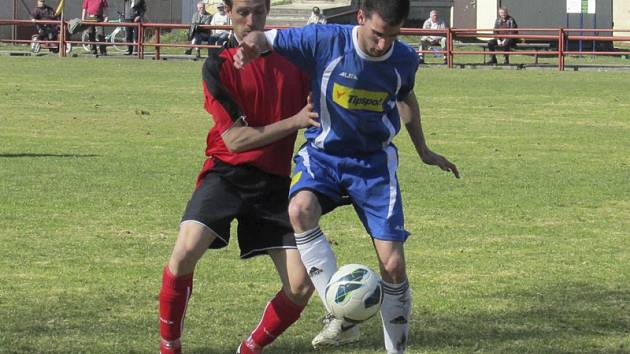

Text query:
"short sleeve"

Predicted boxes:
[[397, 53, 419, 101], [267, 25, 330, 72], [201, 52, 243, 134]]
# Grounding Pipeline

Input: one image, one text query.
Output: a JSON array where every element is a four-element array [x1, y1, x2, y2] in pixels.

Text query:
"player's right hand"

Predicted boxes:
[[420, 148, 460, 178]]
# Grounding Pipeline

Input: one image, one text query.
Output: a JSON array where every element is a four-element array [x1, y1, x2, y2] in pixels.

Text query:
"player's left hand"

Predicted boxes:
[[234, 41, 259, 69], [421, 149, 460, 178], [234, 32, 270, 69]]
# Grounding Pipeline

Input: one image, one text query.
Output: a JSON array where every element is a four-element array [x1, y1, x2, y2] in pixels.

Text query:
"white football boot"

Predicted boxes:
[[311, 313, 360, 349]]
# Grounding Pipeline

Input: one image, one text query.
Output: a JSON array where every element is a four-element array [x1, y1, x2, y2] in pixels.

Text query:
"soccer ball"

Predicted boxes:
[[324, 264, 383, 323]]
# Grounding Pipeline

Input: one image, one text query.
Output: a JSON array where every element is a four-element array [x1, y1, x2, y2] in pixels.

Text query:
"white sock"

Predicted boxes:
[[294, 226, 337, 312], [380, 279, 411, 354]]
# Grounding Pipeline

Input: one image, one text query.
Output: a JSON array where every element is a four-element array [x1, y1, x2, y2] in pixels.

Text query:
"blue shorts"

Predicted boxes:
[[290, 144, 410, 242]]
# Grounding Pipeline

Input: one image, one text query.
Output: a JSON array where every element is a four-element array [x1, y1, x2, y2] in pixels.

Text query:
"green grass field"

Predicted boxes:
[[0, 56, 629, 354]]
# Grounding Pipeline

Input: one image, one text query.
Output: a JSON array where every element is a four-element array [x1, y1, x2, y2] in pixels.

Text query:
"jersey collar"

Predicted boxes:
[[352, 26, 394, 62]]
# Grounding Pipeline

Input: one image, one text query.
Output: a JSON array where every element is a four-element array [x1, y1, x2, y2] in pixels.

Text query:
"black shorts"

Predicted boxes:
[[181, 159, 296, 259]]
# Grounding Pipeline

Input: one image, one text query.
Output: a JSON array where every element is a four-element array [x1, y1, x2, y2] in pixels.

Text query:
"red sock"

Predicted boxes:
[[159, 265, 193, 354], [249, 290, 306, 348]]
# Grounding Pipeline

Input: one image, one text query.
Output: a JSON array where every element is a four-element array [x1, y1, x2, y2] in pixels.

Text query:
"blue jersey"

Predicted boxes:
[[265, 24, 419, 155]]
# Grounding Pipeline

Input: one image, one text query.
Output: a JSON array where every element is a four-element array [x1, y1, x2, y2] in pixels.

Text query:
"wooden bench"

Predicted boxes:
[[514, 42, 551, 64], [453, 41, 550, 64], [410, 40, 551, 64], [407, 41, 448, 63], [453, 42, 489, 62]]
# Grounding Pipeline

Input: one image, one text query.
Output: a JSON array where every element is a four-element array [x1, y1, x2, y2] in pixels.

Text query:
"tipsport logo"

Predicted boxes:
[[332, 83, 387, 112]]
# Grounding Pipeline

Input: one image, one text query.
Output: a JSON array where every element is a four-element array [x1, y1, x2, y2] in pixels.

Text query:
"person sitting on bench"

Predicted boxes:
[[419, 9, 447, 64], [186, 1, 212, 58], [487, 7, 518, 64], [31, 0, 59, 43]]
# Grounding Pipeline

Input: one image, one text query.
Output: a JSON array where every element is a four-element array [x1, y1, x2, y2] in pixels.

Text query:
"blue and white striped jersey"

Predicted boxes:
[[265, 24, 419, 155]]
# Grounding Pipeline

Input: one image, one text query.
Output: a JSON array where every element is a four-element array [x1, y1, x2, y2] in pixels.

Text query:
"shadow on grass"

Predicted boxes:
[[401, 281, 628, 354], [185, 348, 238, 354], [4, 281, 627, 353], [256, 281, 627, 353], [0, 153, 99, 158]]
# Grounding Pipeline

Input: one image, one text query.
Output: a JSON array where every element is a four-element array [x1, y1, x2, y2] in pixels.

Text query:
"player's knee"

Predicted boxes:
[[288, 195, 320, 230], [168, 223, 211, 275]]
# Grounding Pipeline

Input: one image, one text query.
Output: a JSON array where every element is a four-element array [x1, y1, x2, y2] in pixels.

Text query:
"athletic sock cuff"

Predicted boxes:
[[162, 264, 193, 289], [275, 289, 306, 315], [294, 226, 324, 245], [382, 279, 409, 296]]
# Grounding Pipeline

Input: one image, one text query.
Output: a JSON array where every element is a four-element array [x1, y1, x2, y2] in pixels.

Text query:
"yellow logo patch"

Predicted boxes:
[[290, 171, 303, 188], [332, 83, 387, 112]]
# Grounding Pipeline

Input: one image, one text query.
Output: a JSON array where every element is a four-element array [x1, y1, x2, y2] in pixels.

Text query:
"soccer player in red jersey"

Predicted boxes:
[[158, 1, 319, 353]]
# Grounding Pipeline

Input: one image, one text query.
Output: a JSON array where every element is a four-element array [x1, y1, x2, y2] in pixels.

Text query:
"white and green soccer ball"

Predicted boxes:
[[324, 263, 383, 323]]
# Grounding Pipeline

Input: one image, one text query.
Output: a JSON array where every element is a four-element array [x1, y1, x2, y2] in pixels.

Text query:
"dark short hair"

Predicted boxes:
[[361, 0, 409, 26], [223, 0, 271, 11]]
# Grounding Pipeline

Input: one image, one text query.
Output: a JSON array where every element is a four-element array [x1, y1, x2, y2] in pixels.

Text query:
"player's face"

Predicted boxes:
[[227, 0, 269, 41], [357, 10, 402, 57], [499, 9, 508, 20], [197, 4, 204, 13]]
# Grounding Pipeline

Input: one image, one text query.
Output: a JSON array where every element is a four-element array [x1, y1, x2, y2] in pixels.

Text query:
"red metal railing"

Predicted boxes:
[[2, 19, 630, 71], [403, 27, 630, 70]]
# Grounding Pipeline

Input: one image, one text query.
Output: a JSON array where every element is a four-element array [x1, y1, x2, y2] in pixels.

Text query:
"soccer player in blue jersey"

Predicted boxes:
[[235, 0, 459, 352]]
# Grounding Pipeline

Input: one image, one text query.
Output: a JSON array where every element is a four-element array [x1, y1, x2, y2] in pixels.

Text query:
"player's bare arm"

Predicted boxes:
[[398, 92, 460, 178], [233, 31, 271, 69], [222, 97, 319, 152]]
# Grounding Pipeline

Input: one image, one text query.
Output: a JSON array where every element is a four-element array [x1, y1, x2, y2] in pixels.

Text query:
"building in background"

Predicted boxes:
[[453, 0, 616, 49], [3, 0, 630, 43], [613, 0, 630, 35], [408, 0, 454, 28], [453, 0, 620, 32]]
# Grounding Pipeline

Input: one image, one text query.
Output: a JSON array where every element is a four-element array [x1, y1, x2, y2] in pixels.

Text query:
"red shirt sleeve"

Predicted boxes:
[[201, 49, 243, 135], [202, 81, 238, 134]]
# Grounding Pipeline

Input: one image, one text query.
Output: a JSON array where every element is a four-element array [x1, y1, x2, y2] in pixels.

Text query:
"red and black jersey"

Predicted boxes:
[[200, 36, 309, 180]]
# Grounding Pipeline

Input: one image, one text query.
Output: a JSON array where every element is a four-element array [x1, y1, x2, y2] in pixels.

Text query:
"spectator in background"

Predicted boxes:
[[82, 0, 109, 56], [186, 1, 212, 58], [306, 6, 327, 25], [209, 2, 231, 46], [487, 6, 518, 64], [31, 0, 59, 42], [124, 0, 146, 55], [419, 9, 447, 64]]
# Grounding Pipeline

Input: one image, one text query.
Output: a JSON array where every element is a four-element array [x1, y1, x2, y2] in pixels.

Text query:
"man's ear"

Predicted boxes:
[[356, 9, 365, 25]]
